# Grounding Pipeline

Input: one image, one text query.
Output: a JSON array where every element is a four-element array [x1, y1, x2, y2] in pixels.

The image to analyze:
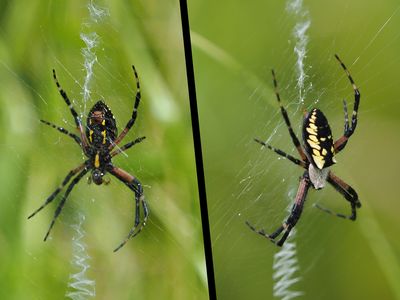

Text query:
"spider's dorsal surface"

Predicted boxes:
[[302, 108, 336, 170], [86, 100, 118, 147], [86, 100, 118, 185]]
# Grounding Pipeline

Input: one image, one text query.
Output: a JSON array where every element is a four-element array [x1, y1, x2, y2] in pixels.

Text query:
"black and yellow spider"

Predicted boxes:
[[28, 66, 148, 252], [246, 54, 361, 246]]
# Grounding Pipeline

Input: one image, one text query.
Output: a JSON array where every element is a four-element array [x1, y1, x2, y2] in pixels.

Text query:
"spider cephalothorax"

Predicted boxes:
[[247, 54, 361, 246], [28, 66, 148, 252]]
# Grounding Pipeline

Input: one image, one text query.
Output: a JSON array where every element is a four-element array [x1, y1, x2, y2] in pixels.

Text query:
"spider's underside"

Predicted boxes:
[[247, 54, 361, 246], [308, 163, 330, 190], [28, 66, 148, 252]]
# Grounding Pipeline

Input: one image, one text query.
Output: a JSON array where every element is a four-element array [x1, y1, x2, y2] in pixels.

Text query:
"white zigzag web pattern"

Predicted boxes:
[[66, 1, 109, 299], [272, 1, 311, 299], [66, 213, 96, 300]]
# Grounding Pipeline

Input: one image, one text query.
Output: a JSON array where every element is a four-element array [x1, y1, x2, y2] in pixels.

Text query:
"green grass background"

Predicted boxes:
[[189, 1, 400, 299], [0, 0, 208, 299]]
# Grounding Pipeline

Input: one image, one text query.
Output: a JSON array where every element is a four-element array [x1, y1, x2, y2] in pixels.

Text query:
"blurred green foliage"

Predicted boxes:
[[0, 0, 208, 299], [189, 0, 400, 299]]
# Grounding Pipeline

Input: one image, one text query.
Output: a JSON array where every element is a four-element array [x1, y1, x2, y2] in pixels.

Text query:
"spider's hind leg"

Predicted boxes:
[[246, 172, 311, 247], [43, 168, 88, 241], [245, 221, 288, 246], [109, 166, 149, 252], [28, 163, 86, 220], [314, 171, 361, 221]]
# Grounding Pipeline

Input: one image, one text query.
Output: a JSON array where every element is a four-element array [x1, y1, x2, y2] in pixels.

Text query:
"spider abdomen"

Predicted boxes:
[[86, 101, 118, 146], [302, 108, 335, 170]]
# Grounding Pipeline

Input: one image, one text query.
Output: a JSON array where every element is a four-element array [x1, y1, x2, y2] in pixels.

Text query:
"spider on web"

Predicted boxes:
[[28, 66, 148, 252], [246, 54, 361, 246]]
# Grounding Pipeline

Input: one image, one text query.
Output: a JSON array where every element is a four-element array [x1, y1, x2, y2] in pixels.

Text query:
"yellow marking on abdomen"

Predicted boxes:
[[306, 127, 317, 135], [312, 149, 321, 156], [312, 155, 325, 169], [89, 130, 94, 142], [307, 139, 321, 150], [101, 130, 106, 144], [95, 153, 100, 168], [308, 134, 319, 143], [309, 123, 317, 130]]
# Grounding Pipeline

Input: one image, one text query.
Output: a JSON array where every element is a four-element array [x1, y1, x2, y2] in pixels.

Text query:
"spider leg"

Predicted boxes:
[[108, 166, 148, 252], [110, 66, 141, 150], [254, 138, 307, 168], [110, 136, 146, 157], [245, 221, 285, 245], [43, 168, 88, 241], [52, 69, 90, 151], [271, 69, 307, 161], [333, 54, 361, 153], [246, 171, 311, 246], [314, 171, 361, 221], [40, 120, 81, 146], [28, 163, 86, 220], [334, 99, 350, 152], [343, 99, 350, 133]]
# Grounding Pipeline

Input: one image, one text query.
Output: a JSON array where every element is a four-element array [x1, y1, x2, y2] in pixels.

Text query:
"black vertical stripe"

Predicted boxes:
[[179, 1, 216, 299]]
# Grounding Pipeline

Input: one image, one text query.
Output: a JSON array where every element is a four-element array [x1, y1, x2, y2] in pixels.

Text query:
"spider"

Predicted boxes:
[[246, 54, 361, 246], [28, 66, 148, 252]]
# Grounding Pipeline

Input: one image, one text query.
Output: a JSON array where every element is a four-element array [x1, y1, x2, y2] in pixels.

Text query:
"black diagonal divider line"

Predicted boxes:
[[179, 1, 217, 299]]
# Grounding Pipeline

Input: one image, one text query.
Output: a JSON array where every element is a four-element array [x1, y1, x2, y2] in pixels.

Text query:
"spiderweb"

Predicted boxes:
[[0, 0, 208, 299], [190, 1, 400, 299], [35, 2, 156, 298]]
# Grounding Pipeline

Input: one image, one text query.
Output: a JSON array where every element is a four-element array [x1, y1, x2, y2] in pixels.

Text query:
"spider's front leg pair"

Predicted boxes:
[[333, 54, 361, 153]]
